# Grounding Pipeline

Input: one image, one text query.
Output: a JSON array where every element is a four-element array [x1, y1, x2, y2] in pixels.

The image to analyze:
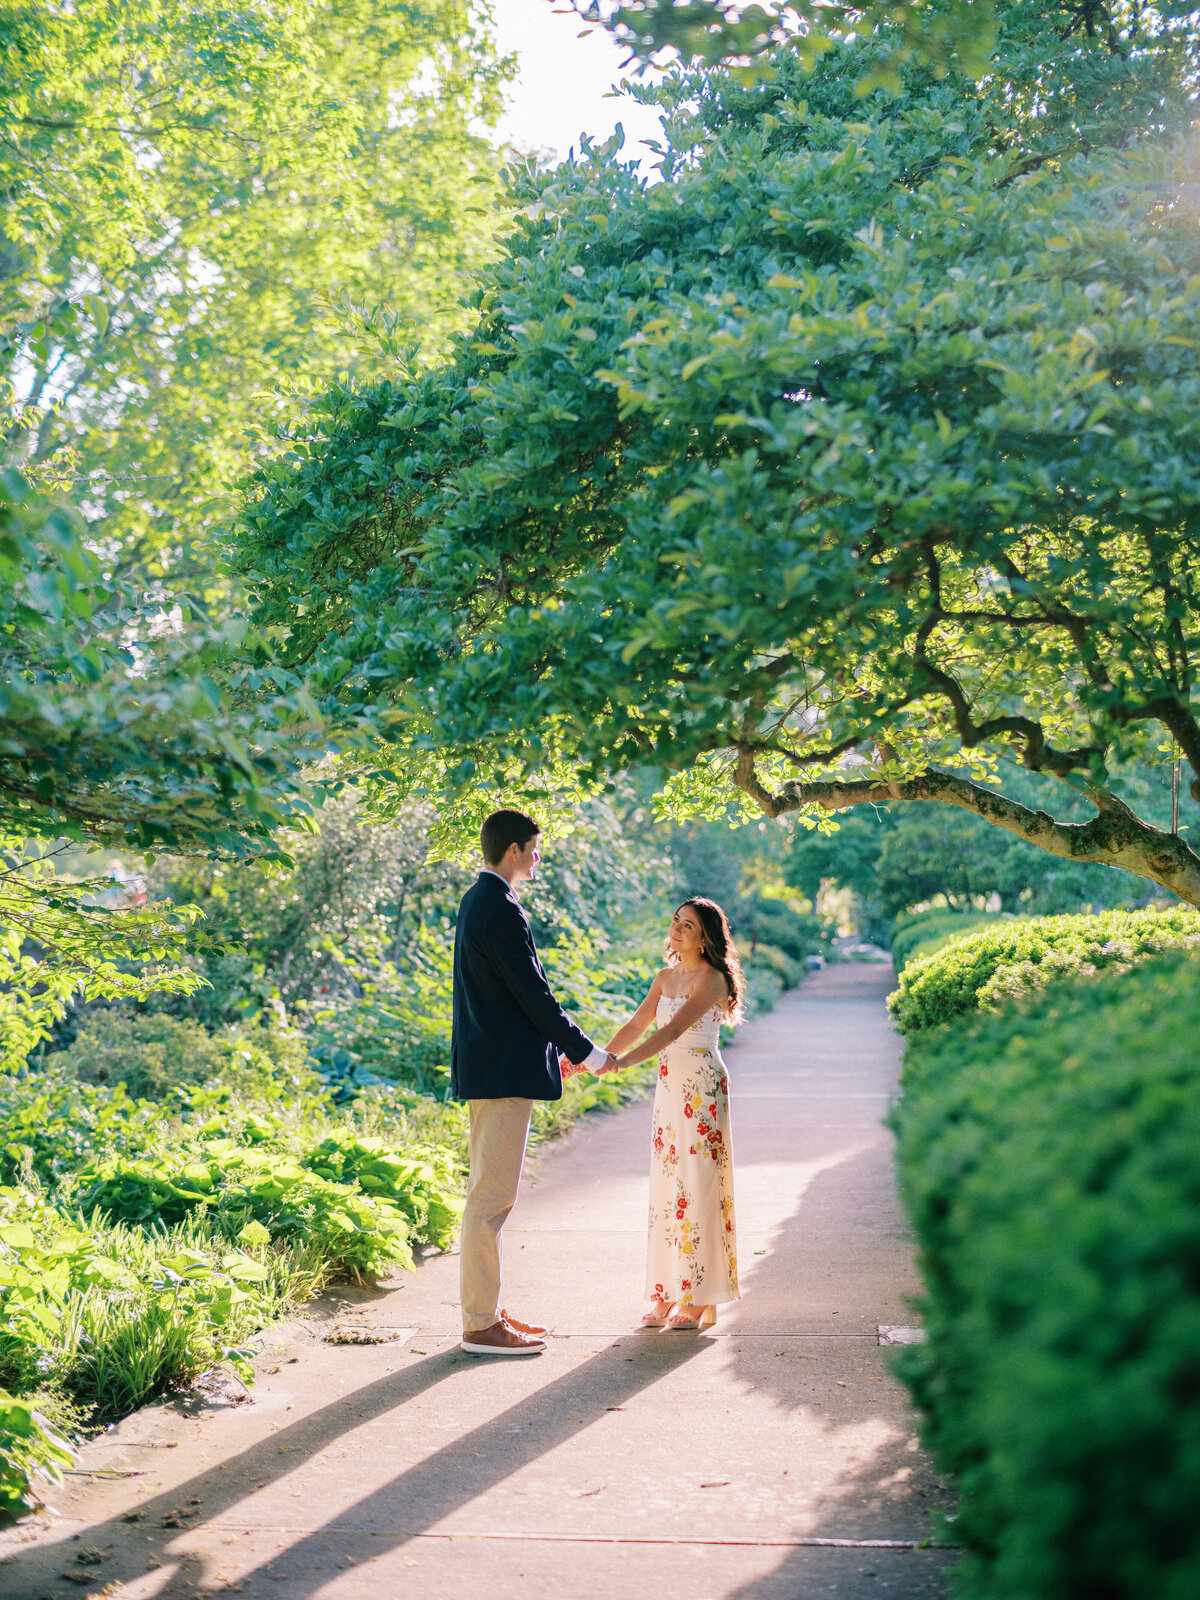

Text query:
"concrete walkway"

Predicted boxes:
[[0, 964, 954, 1600]]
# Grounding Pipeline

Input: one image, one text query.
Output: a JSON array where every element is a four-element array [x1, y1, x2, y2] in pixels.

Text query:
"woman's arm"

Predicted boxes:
[[560, 971, 665, 1078], [601, 970, 666, 1062], [614, 968, 727, 1069]]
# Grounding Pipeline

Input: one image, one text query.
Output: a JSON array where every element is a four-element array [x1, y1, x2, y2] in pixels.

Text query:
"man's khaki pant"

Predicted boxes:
[[460, 1096, 534, 1334]]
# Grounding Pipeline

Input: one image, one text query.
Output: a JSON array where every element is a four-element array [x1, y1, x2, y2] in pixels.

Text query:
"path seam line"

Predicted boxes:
[[209, 1524, 953, 1550]]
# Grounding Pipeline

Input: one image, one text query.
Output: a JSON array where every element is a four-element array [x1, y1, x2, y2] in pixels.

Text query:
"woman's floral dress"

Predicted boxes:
[[646, 993, 739, 1307]]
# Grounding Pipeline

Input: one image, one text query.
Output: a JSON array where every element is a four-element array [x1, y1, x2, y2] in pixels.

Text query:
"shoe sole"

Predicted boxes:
[[459, 1339, 545, 1355]]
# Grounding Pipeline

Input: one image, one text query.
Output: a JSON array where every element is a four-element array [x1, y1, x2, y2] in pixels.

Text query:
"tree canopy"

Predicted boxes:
[[2, 0, 509, 589], [0, 463, 331, 1064], [578, 0, 997, 88], [236, 0, 1200, 903]]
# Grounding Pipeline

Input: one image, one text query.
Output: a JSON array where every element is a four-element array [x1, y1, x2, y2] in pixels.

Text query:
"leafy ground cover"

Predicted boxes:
[[888, 905, 1200, 1034], [0, 1051, 456, 1514], [892, 949, 1200, 1600]]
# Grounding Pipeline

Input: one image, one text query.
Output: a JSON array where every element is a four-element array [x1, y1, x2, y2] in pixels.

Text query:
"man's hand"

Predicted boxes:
[[605, 1052, 621, 1073]]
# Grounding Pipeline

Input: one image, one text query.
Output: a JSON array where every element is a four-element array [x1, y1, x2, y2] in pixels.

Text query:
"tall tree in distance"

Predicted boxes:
[[1, 0, 512, 592], [1, 2, 510, 1058]]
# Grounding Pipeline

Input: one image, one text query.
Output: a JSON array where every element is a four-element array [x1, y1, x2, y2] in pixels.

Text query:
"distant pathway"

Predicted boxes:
[[0, 964, 954, 1600]]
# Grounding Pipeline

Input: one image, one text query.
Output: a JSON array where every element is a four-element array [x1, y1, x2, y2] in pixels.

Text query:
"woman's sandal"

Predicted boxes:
[[667, 1304, 716, 1331], [641, 1300, 675, 1327]]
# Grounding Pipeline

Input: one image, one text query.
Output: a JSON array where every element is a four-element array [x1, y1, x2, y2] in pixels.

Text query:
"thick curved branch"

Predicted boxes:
[[911, 650, 1102, 779], [733, 749, 1200, 907]]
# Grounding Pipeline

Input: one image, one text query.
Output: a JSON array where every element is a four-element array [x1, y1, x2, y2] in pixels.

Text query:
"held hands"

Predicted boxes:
[[558, 1051, 622, 1078]]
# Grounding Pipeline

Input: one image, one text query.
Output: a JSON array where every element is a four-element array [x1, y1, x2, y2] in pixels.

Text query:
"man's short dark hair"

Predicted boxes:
[[481, 808, 541, 866]]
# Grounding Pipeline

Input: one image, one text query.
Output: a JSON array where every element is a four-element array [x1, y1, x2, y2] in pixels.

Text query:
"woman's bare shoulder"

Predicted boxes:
[[701, 965, 730, 1001]]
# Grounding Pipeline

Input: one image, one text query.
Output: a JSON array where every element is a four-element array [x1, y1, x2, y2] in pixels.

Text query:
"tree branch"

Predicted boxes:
[[733, 749, 1200, 906], [911, 646, 1103, 779]]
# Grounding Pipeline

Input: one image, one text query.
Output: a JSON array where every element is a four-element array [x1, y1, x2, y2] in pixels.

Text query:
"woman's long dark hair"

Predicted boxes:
[[666, 897, 745, 1025]]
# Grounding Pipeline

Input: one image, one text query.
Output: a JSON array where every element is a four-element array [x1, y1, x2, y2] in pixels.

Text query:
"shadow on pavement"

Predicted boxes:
[[0, 1350, 453, 1598], [724, 1137, 956, 1599], [0, 1336, 705, 1599]]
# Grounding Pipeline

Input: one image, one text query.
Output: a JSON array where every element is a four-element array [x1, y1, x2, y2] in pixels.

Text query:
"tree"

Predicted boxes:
[[0, 2, 512, 1058], [234, 1, 1200, 904], [575, 0, 997, 87], [0, 467, 328, 1063], [2, 0, 509, 587], [0, 471, 321, 857]]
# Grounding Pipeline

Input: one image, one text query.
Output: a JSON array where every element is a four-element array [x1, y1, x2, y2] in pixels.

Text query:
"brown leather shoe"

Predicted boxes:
[[501, 1308, 549, 1337], [459, 1320, 545, 1356]]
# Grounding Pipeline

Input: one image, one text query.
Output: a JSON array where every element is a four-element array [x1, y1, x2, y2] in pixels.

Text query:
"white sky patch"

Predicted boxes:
[[490, 0, 665, 173]]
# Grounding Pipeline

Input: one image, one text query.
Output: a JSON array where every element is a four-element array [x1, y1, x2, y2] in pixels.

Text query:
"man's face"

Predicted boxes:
[[512, 833, 541, 884]]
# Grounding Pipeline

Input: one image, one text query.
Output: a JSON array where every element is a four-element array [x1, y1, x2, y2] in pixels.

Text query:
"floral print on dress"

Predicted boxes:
[[646, 994, 739, 1306]]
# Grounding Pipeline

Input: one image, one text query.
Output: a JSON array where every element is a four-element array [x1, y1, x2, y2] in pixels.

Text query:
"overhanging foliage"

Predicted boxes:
[[235, 1, 1200, 899]]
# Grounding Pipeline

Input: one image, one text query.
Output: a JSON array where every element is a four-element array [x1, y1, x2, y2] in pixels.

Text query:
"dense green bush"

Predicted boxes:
[[0, 1071, 163, 1187], [301, 1129, 461, 1249], [76, 1147, 415, 1279], [889, 905, 1200, 1034], [58, 1012, 320, 1102], [744, 942, 804, 989], [889, 909, 1009, 975], [892, 950, 1200, 1600], [740, 961, 784, 1017]]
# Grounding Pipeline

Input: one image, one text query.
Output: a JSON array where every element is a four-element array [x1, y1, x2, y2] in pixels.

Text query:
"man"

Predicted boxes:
[[452, 807, 614, 1355]]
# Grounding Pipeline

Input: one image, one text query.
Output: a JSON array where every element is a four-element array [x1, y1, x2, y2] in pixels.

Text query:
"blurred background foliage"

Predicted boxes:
[[90, 784, 829, 1093]]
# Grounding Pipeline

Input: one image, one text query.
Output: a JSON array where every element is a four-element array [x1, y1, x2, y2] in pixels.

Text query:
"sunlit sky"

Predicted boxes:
[[489, 0, 665, 171]]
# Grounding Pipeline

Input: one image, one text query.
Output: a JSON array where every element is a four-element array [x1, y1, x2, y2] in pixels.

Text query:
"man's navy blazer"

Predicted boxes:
[[451, 872, 595, 1101]]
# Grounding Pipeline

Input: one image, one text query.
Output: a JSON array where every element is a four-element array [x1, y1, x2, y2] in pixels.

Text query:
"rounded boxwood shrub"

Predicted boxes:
[[889, 904, 1200, 1034], [892, 950, 1200, 1600], [889, 908, 1008, 975]]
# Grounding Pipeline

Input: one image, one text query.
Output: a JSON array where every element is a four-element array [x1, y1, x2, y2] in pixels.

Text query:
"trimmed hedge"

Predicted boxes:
[[888, 905, 1200, 1034], [892, 950, 1200, 1600], [889, 909, 1007, 976]]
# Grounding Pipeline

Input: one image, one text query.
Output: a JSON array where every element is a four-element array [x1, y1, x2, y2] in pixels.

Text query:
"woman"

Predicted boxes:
[[606, 897, 742, 1331]]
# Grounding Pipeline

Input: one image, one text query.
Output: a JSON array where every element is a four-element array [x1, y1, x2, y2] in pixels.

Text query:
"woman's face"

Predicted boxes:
[[667, 904, 704, 960]]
